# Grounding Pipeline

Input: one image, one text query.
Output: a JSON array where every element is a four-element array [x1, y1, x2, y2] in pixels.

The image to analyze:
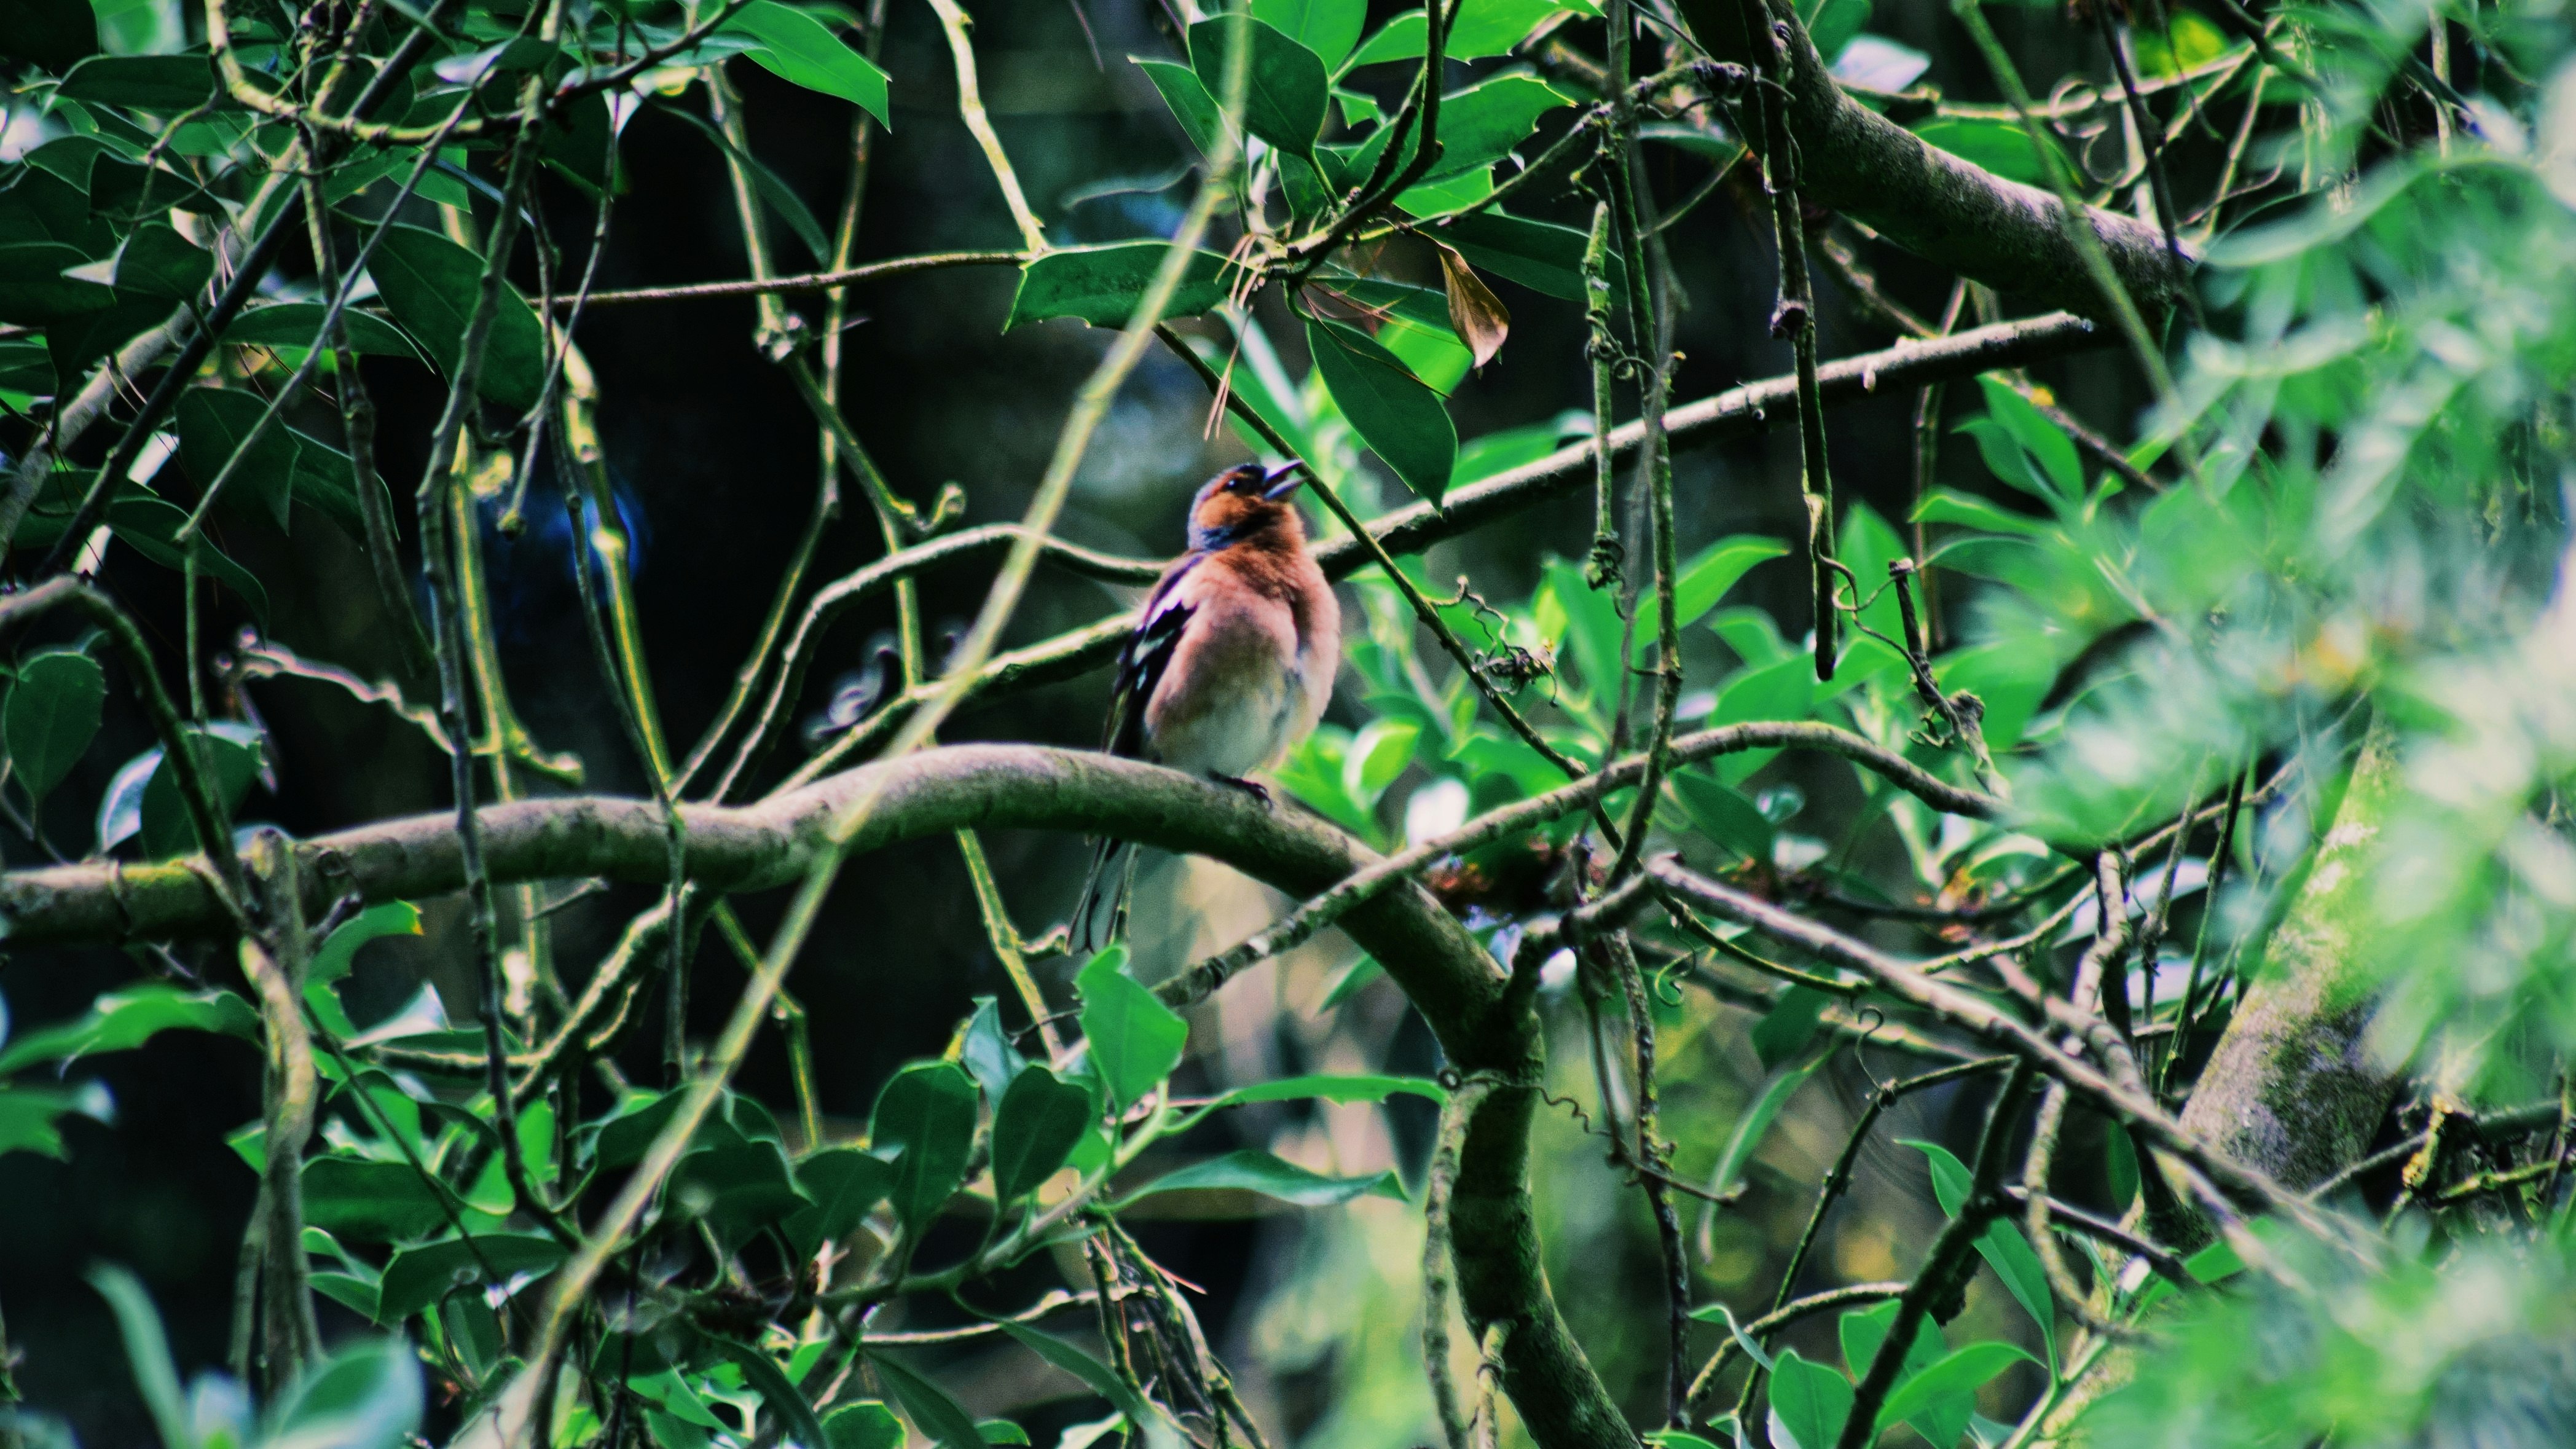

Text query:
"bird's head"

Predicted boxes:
[[1187, 461, 1307, 551]]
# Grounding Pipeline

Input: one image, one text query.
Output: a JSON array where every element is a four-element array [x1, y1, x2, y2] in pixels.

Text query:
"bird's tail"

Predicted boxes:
[[1069, 836, 1137, 956]]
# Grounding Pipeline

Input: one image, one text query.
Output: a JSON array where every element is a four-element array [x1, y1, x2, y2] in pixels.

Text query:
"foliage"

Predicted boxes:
[[0, 0, 2571, 1445]]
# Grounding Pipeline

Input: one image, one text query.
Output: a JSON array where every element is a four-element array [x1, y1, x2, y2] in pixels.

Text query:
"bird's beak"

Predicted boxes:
[[1260, 463, 1307, 500]]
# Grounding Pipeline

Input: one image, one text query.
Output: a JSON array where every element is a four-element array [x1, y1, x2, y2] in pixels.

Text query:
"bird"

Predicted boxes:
[[1069, 461, 1341, 954]]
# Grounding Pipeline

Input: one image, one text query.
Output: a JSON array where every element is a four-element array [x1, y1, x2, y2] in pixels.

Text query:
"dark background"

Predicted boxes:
[[0, 0, 2136, 1438]]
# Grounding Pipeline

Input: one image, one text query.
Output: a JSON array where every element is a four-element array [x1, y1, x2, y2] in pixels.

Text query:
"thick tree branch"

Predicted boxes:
[[1671, 0, 2190, 323]]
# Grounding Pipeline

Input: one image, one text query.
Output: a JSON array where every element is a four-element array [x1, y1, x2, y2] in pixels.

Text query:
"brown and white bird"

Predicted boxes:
[[1070, 461, 1341, 952]]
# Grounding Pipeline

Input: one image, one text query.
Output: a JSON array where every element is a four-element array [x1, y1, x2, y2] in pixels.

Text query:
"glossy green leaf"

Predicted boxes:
[[707, 1335, 831, 1449], [1976, 377, 2083, 497], [0, 242, 114, 324], [301, 1156, 453, 1244], [1799, 0, 1871, 63], [1117, 1148, 1405, 1210], [4, 648, 103, 810], [1004, 242, 1247, 329], [1765, 1348, 1853, 1449], [1418, 74, 1574, 180], [1875, 1339, 2037, 1433], [1903, 1139, 2057, 1367], [1305, 315, 1455, 502], [1933, 639, 2057, 753], [1840, 1301, 1963, 1447], [107, 223, 208, 300], [265, 1336, 423, 1448], [872, 1061, 976, 1230], [721, 1, 892, 126], [1431, 211, 1620, 300], [366, 225, 551, 414], [1671, 771, 1775, 864], [656, 104, 833, 267], [1448, 0, 1564, 58], [222, 302, 428, 361], [1706, 1060, 1816, 1198], [1077, 946, 1188, 1109], [311, 903, 423, 988], [0, 983, 257, 1074], [671, 1138, 811, 1240], [870, 1351, 986, 1449], [1134, 58, 1229, 160], [1342, 717, 1420, 809], [823, 1402, 906, 1449], [0, 1082, 116, 1161], [1204, 1073, 1445, 1108], [136, 724, 262, 860], [1250, 0, 1366, 70], [375, 1232, 568, 1323], [1189, 15, 1329, 157], [957, 995, 1028, 1100], [1630, 534, 1792, 662], [997, 1322, 1165, 1431], [0, 0, 98, 73], [1909, 115, 2069, 187], [56, 54, 218, 112], [991, 1065, 1092, 1202], [86, 1265, 191, 1449], [782, 1146, 896, 1260], [1750, 984, 1829, 1071], [1914, 486, 2051, 537]]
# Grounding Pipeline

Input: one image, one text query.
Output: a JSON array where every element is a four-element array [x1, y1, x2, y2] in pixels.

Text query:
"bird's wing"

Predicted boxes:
[[1103, 552, 1204, 759]]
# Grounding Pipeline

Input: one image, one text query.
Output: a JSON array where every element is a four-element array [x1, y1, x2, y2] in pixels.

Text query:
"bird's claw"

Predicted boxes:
[[1212, 774, 1272, 807]]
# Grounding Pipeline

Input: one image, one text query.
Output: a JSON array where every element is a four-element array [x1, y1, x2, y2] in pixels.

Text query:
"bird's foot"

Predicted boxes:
[[1211, 773, 1272, 807]]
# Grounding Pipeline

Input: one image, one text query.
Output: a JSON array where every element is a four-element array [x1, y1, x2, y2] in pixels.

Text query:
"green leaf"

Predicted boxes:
[[0, 242, 116, 324], [1631, 534, 1791, 662], [1447, 0, 1563, 58], [0, 0, 98, 73], [136, 724, 261, 861], [56, 54, 218, 112], [1418, 74, 1574, 181], [706, 1335, 830, 1449], [957, 995, 1028, 1100], [265, 1336, 423, 1448], [823, 1402, 906, 1449], [1901, 1139, 2057, 1367], [0, 983, 257, 1074], [1188, 15, 1329, 157], [4, 648, 103, 810], [222, 302, 428, 361], [1342, 717, 1420, 810], [1875, 1340, 2037, 1434], [311, 902, 423, 988], [720, 1, 892, 126], [365, 225, 551, 414], [871, 1061, 976, 1231], [1318, 955, 1385, 1010], [1134, 57, 1228, 160], [1765, 1349, 1853, 1449], [870, 1351, 986, 1449], [1004, 242, 1247, 329], [990, 1066, 1092, 1203], [1305, 315, 1455, 502], [301, 1157, 454, 1244], [996, 1322, 1166, 1431], [375, 1233, 568, 1323], [85, 1265, 192, 1449], [1707, 1060, 1816, 1198], [175, 385, 302, 532], [108, 222, 208, 300], [1671, 772, 1775, 864], [1914, 486, 2050, 538], [0, 1081, 116, 1161], [1077, 946, 1188, 1109], [1799, 0, 1871, 63], [1250, 0, 1366, 71], [1431, 211, 1622, 300], [1933, 640, 2056, 753], [1975, 377, 2082, 498], [1116, 1148, 1405, 1210], [1840, 1301, 1965, 1447], [656, 104, 833, 268], [671, 1138, 811, 1241], [1204, 1072, 1445, 1108], [782, 1145, 895, 1260], [1749, 985, 1829, 1071], [1909, 115, 2070, 187]]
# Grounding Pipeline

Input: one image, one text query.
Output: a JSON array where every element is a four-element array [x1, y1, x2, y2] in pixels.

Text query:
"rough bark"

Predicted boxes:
[[1670, 0, 2190, 324]]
